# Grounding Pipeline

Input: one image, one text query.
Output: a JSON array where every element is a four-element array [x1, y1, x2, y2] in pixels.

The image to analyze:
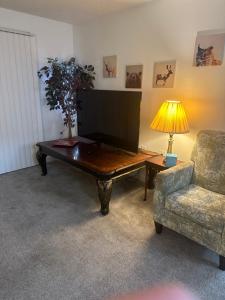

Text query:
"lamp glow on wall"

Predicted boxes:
[[150, 100, 189, 153]]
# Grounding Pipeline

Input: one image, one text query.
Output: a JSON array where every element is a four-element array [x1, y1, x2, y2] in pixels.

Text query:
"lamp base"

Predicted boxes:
[[167, 133, 174, 154], [165, 153, 177, 167]]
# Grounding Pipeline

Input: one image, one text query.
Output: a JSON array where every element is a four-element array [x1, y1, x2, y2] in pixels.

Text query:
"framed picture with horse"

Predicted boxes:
[[153, 60, 176, 88]]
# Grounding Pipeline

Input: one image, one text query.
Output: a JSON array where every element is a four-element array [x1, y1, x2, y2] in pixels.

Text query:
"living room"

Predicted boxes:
[[0, 0, 225, 299]]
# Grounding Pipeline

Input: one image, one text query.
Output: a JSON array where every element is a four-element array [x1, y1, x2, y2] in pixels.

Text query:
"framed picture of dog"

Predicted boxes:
[[153, 61, 176, 88], [193, 31, 225, 67], [125, 65, 143, 89], [103, 55, 117, 78]]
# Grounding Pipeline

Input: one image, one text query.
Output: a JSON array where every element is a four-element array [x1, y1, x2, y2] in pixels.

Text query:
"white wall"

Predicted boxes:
[[74, 0, 225, 160], [0, 7, 74, 140]]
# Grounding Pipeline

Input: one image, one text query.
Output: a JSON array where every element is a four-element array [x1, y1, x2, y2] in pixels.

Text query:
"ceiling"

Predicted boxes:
[[0, 0, 152, 24]]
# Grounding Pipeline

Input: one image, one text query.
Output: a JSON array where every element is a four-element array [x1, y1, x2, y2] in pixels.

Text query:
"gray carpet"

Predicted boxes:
[[0, 161, 225, 300]]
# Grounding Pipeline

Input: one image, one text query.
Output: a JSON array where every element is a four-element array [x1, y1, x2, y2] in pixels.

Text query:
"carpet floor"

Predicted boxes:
[[0, 161, 225, 300]]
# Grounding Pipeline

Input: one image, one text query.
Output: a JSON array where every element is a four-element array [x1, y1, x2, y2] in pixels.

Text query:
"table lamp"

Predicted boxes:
[[150, 100, 189, 153]]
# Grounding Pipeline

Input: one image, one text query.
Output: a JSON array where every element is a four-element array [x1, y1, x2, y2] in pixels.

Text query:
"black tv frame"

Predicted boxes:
[[77, 89, 142, 153]]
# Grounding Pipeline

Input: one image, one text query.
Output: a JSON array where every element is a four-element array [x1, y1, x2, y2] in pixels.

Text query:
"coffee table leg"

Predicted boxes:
[[36, 149, 47, 176], [144, 166, 149, 201], [148, 167, 158, 189], [97, 179, 112, 215]]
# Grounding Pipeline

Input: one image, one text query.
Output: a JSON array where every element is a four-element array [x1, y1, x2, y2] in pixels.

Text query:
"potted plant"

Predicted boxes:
[[38, 57, 95, 138]]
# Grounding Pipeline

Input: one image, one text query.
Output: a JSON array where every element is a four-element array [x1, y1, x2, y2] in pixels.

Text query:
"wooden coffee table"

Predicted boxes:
[[36, 136, 157, 215]]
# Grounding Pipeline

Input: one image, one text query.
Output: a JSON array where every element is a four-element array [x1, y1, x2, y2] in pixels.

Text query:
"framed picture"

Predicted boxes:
[[125, 65, 143, 89], [193, 31, 225, 67], [153, 61, 176, 88], [103, 55, 117, 78]]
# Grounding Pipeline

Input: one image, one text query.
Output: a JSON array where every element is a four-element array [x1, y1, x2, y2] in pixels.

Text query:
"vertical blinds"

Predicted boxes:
[[0, 30, 43, 174]]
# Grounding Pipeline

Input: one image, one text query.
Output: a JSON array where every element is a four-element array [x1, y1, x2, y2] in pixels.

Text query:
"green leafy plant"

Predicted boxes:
[[38, 57, 95, 138]]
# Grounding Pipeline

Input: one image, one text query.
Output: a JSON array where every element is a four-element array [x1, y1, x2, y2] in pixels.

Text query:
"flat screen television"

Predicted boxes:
[[77, 90, 141, 153]]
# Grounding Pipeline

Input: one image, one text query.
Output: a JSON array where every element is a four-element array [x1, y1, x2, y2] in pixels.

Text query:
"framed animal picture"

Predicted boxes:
[[153, 61, 176, 88], [193, 31, 225, 67], [103, 55, 117, 78], [125, 65, 143, 89]]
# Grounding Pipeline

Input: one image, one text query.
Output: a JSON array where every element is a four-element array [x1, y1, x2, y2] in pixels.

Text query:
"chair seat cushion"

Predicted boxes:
[[165, 184, 225, 234]]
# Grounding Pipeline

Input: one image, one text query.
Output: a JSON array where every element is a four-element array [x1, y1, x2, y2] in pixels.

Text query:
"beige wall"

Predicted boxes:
[[74, 0, 225, 160]]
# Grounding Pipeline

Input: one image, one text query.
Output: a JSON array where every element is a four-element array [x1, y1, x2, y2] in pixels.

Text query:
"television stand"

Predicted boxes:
[[36, 136, 157, 215]]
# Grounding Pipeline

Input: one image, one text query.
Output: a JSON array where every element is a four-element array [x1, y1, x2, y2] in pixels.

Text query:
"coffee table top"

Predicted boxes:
[[37, 136, 158, 177]]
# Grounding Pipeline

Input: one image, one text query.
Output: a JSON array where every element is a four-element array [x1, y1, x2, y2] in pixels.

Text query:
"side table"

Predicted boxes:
[[144, 155, 182, 201]]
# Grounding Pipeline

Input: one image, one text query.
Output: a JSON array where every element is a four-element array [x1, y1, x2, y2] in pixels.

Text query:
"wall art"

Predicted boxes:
[[153, 61, 176, 88], [125, 65, 143, 89], [103, 55, 117, 78], [193, 31, 225, 67]]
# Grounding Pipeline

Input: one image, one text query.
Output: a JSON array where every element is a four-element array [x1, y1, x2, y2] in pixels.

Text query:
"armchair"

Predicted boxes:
[[153, 130, 225, 270]]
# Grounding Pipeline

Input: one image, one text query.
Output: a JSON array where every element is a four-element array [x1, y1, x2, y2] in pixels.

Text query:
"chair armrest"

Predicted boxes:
[[153, 161, 194, 217], [155, 161, 194, 196]]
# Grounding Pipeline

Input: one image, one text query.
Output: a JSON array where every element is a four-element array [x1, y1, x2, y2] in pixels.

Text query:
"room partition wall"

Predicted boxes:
[[0, 29, 43, 174]]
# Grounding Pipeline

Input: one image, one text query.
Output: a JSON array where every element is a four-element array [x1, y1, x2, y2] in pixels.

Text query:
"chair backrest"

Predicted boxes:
[[191, 130, 225, 195]]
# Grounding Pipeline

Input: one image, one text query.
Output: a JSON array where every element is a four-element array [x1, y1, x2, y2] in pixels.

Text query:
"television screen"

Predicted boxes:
[[77, 90, 141, 153]]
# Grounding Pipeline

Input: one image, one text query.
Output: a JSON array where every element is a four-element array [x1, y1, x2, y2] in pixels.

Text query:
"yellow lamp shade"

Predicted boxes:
[[150, 100, 189, 134]]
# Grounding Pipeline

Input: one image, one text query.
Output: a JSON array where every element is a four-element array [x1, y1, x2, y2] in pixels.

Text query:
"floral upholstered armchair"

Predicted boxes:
[[153, 130, 225, 270]]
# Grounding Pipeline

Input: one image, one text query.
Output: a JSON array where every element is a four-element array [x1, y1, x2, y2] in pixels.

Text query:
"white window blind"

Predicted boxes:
[[0, 30, 43, 174]]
